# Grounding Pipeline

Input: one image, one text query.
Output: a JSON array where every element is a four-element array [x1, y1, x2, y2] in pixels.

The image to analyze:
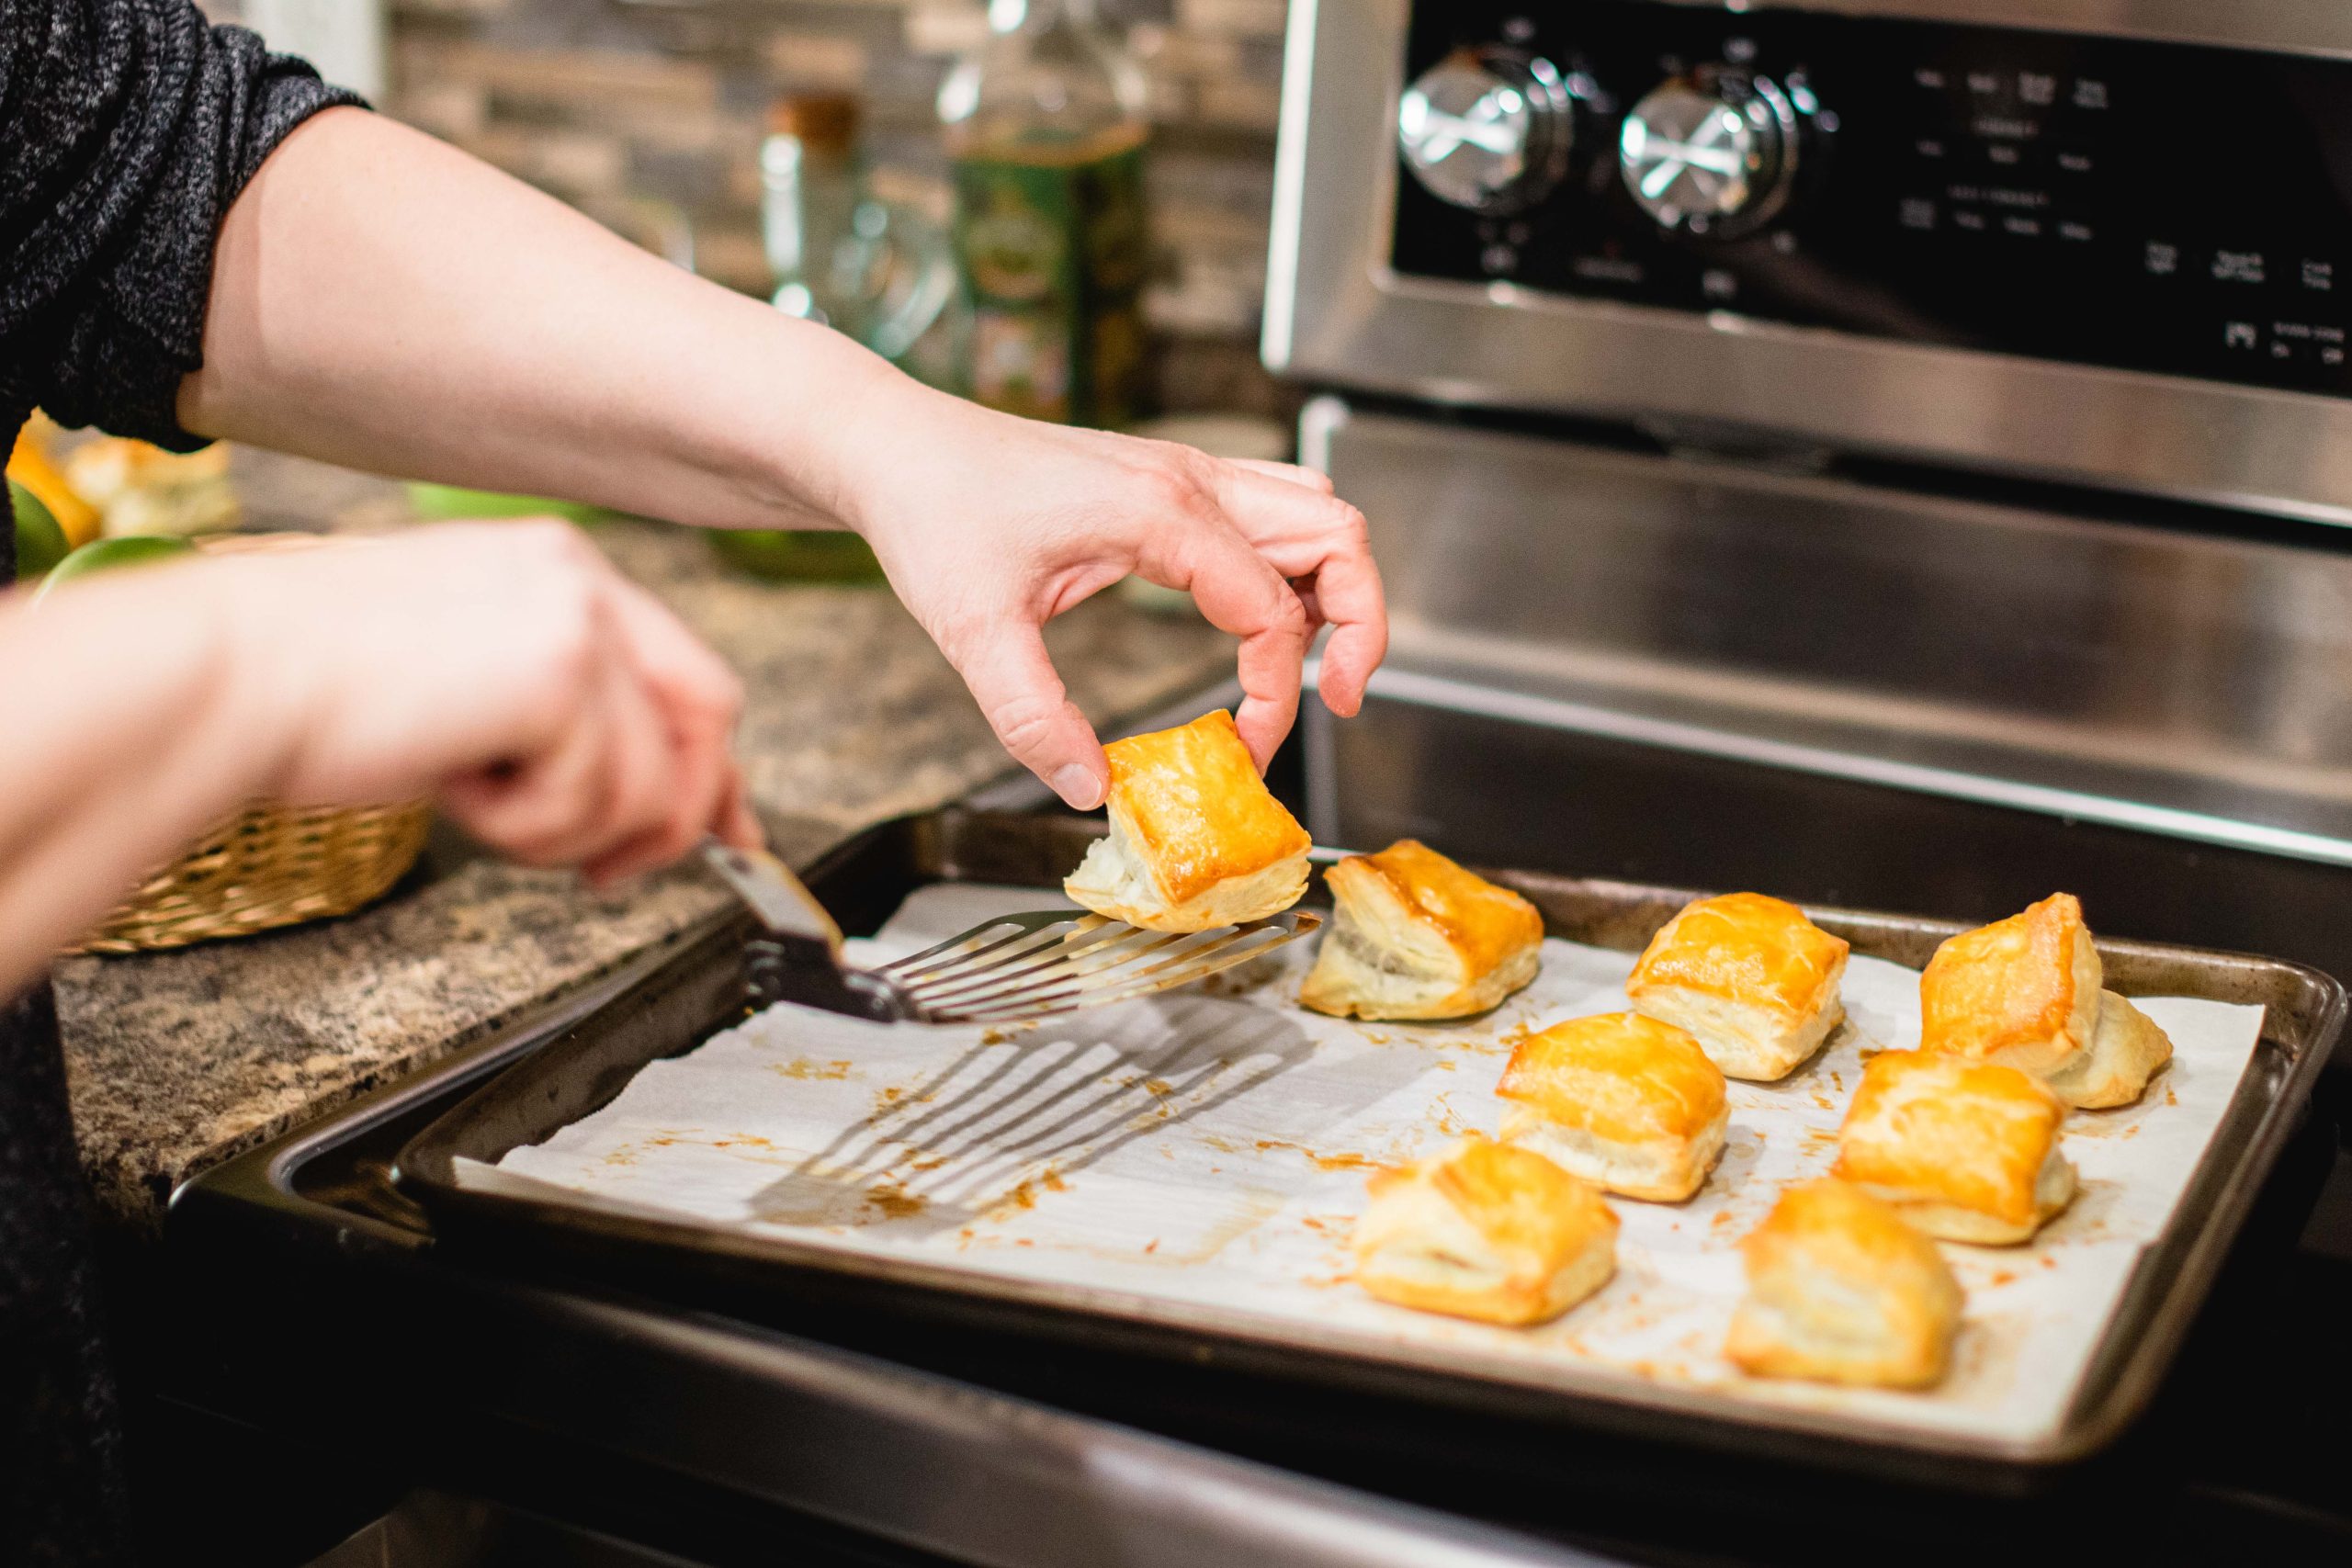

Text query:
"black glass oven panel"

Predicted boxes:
[[1393, 4, 2352, 398]]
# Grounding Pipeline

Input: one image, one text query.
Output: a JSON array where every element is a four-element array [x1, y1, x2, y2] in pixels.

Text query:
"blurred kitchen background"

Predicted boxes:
[[197, 0, 1295, 423]]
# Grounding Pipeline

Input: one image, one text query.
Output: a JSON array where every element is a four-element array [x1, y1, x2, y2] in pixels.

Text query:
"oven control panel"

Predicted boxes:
[[1392, 4, 2352, 398]]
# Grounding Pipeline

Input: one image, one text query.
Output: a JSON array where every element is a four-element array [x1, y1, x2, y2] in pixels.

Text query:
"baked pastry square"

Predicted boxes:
[[1917, 892, 2103, 1087], [1353, 1136, 1618, 1326], [2045, 990, 2174, 1111], [1833, 1050, 2077, 1245], [1625, 892, 1849, 1081], [1725, 1179, 1963, 1390], [1495, 1012, 1727, 1201], [1298, 839, 1544, 1021], [1063, 709, 1311, 932]]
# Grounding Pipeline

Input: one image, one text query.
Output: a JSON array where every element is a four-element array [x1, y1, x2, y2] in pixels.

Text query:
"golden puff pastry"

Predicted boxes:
[[1298, 840, 1544, 1021], [1725, 1179, 1962, 1390], [1353, 1136, 1618, 1326], [1624, 892, 1849, 1081], [1063, 710, 1311, 932], [1494, 1012, 1727, 1201], [1917, 893, 2102, 1086], [2046, 990, 2174, 1110], [1833, 1050, 2076, 1245]]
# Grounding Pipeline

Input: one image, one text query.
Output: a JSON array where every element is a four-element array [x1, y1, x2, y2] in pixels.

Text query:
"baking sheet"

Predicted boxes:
[[465, 883, 2267, 1444]]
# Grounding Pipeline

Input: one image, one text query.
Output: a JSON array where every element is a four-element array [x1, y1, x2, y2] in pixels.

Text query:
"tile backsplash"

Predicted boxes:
[[212, 0, 1295, 420]]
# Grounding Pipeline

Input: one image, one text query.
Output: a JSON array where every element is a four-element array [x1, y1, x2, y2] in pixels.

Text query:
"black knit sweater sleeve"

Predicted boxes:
[[0, 0, 365, 465]]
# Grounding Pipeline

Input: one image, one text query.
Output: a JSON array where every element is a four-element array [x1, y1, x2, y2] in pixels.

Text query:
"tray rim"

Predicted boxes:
[[393, 807, 2346, 1479]]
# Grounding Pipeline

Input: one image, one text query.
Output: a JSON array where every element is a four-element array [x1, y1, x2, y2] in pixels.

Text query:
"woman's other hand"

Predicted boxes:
[[835, 388, 1386, 810], [0, 520, 756, 998], [220, 522, 762, 882]]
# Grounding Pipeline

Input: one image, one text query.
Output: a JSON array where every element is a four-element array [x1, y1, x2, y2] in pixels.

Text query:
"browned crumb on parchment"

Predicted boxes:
[[987, 1175, 1043, 1219], [1254, 1137, 1382, 1172], [865, 1180, 925, 1219], [771, 1057, 854, 1080], [872, 1080, 940, 1116]]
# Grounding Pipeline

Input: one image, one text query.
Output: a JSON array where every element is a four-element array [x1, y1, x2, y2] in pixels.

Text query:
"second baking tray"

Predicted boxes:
[[395, 807, 2342, 1486]]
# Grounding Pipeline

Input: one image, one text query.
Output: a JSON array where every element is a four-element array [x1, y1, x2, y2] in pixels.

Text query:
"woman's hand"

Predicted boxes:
[[833, 385, 1387, 809], [0, 520, 758, 998], [219, 522, 763, 881]]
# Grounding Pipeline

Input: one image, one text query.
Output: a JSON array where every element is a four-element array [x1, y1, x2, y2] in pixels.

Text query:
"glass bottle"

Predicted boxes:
[[938, 0, 1151, 428], [762, 93, 865, 329], [762, 92, 956, 363], [729, 93, 955, 583]]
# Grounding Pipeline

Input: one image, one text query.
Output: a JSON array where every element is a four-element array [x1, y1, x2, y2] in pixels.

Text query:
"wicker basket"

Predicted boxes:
[[73, 531, 433, 954], [76, 800, 433, 953]]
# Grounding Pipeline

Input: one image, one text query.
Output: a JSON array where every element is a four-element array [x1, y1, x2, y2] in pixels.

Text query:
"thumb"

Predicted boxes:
[[950, 620, 1109, 809]]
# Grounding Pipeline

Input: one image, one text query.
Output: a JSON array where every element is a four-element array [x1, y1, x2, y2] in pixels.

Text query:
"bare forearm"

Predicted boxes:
[[0, 576, 290, 997], [176, 108, 903, 530]]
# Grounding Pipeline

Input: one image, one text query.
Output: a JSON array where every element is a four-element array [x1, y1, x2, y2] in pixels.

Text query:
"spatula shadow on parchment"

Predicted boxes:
[[742, 994, 1318, 1238]]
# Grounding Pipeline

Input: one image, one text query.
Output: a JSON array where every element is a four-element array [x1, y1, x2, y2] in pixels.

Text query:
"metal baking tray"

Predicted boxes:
[[396, 807, 2343, 1484]]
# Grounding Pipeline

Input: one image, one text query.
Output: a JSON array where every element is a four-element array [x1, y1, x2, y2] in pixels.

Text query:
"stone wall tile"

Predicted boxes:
[[382, 0, 1288, 409]]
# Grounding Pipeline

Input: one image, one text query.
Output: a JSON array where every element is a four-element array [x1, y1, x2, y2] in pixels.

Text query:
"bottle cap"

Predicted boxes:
[[767, 92, 860, 152]]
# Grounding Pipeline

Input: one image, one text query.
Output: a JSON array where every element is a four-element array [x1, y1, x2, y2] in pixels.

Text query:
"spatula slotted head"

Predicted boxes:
[[876, 909, 1320, 1026]]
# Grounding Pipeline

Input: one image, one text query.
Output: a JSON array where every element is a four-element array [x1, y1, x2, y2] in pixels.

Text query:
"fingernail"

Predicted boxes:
[[1051, 764, 1105, 810]]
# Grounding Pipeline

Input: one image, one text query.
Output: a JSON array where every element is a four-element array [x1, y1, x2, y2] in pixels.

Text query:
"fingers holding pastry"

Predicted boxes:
[[944, 618, 1110, 811], [1134, 499, 1313, 772]]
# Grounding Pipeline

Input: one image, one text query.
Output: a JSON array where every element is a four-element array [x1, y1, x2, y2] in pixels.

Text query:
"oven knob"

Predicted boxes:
[[1618, 70, 1801, 235], [1396, 49, 1574, 213]]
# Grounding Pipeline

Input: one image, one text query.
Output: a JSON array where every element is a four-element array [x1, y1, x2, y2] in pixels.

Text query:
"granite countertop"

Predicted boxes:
[[56, 452, 1231, 1231]]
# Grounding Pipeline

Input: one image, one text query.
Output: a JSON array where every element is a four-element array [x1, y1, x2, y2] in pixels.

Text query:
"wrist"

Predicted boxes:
[[702, 310, 925, 536], [764, 332, 955, 543], [190, 557, 316, 799]]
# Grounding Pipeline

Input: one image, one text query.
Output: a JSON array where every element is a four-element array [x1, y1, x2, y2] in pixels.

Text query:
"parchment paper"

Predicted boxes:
[[470, 883, 2267, 1444]]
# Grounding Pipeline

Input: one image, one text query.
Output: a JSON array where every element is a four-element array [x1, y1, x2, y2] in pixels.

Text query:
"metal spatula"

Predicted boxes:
[[703, 841, 1319, 1026]]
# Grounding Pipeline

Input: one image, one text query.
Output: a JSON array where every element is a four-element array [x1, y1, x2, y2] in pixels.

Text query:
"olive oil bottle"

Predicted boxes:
[[938, 0, 1149, 428]]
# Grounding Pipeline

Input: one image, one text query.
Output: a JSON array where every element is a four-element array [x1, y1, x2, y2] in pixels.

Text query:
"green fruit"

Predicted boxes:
[[33, 534, 197, 605], [10, 479, 70, 580], [405, 481, 604, 525], [707, 528, 883, 584]]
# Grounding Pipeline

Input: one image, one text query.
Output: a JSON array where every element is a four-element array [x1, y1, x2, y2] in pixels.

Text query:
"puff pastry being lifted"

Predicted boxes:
[[1625, 893, 1849, 1081], [1833, 1050, 2076, 1245], [1496, 1012, 1727, 1201], [1353, 1136, 1618, 1326], [1726, 1179, 1962, 1390], [1297, 840, 1544, 1021], [1063, 710, 1311, 932], [1918, 894, 2170, 1109]]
